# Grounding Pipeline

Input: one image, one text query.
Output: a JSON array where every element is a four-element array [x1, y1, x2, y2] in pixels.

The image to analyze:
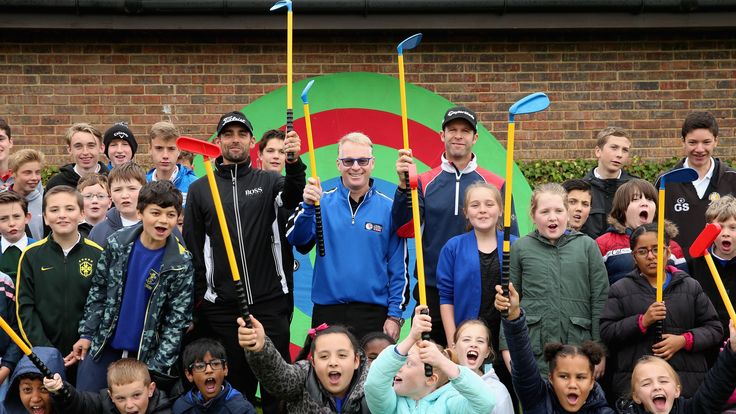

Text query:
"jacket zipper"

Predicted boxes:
[[231, 166, 254, 304], [137, 281, 160, 355], [346, 189, 369, 225], [454, 171, 462, 216]]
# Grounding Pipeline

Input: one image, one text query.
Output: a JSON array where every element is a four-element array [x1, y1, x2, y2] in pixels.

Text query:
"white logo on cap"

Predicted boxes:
[[446, 110, 475, 120], [113, 131, 129, 139], [221, 115, 245, 125]]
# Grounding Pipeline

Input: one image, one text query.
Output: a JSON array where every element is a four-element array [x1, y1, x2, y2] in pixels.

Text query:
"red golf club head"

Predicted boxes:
[[690, 223, 722, 258], [177, 136, 221, 159]]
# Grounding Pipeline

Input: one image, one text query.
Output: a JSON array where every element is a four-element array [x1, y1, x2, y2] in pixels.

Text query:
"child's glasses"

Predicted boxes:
[[188, 359, 227, 372]]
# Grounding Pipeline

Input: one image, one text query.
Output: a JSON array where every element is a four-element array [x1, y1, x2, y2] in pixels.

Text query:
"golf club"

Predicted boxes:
[[407, 164, 432, 377], [270, 0, 296, 162], [0, 316, 70, 400], [501, 92, 550, 318], [654, 167, 698, 341], [176, 136, 253, 328], [397, 33, 422, 207], [301, 80, 325, 257], [690, 223, 736, 324]]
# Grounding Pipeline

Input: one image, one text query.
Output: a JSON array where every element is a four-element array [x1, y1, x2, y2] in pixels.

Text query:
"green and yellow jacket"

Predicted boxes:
[[16, 234, 103, 355]]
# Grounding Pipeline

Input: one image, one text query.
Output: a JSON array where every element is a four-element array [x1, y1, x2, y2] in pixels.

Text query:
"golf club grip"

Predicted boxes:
[[501, 249, 510, 319], [286, 109, 295, 162], [234, 280, 253, 329], [29, 352, 70, 400], [420, 308, 432, 377], [403, 172, 412, 209], [655, 320, 663, 344], [315, 204, 325, 257]]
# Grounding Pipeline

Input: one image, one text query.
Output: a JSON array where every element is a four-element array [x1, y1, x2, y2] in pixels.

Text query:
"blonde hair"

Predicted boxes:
[[337, 132, 373, 157], [631, 355, 680, 398], [464, 182, 503, 231], [149, 121, 180, 143], [107, 358, 151, 388], [64, 123, 102, 147], [530, 183, 568, 217], [706, 195, 736, 224], [8, 149, 44, 172], [595, 126, 632, 148]]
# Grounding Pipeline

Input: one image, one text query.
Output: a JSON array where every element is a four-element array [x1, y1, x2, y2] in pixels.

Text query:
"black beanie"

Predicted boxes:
[[103, 123, 138, 157]]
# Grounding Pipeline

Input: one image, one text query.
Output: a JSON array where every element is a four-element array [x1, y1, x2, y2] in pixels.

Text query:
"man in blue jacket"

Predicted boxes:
[[287, 132, 409, 341], [393, 106, 518, 346]]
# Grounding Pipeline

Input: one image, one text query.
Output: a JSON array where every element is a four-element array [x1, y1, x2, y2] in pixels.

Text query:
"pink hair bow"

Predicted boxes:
[[308, 323, 329, 339]]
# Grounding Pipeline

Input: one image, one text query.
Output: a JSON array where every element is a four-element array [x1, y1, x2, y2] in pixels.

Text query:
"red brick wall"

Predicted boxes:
[[1, 29, 734, 167]]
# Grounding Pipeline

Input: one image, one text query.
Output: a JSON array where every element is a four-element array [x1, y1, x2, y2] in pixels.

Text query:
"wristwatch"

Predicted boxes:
[[388, 316, 405, 327]]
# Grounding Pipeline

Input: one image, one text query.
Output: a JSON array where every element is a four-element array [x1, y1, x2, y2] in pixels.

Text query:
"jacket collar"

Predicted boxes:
[[115, 224, 189, 270], [214, 156, 253, 179], [336, 178, 375, 201], [440, 153, 478, 175]]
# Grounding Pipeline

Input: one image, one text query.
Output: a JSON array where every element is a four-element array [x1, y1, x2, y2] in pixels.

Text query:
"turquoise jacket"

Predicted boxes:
[[365, 345, 495, 414]]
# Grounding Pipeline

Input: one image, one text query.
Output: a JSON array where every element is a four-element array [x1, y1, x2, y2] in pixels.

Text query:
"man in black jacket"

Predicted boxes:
[[183, 111, 306, 414]]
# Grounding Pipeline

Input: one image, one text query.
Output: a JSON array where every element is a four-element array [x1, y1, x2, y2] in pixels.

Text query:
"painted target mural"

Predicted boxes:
[[193, 72, 534, 358]]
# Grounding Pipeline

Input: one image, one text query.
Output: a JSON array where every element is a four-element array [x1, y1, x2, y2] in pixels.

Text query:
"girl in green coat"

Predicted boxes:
[[498, 183, 609, 379]]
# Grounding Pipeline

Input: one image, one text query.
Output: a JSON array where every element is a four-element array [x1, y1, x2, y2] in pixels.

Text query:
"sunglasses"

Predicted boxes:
[[337, 157, 373, 167]]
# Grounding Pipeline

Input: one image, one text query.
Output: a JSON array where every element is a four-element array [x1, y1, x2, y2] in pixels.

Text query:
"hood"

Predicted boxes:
[[179, 381, 242, 409], [5, 347, 66, 414], [24, 184, 43, 202], [548, 381, 611, 413], [529, 228, 583, 248], [104, 207, 124, 230], [174, 164, 197, 185]]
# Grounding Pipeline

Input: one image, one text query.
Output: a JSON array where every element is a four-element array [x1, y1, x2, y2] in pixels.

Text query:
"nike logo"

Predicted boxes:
[[41, 266, 53, 271]]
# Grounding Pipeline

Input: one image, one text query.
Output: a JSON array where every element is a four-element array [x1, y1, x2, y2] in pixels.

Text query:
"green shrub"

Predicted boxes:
[[518, 156, 704, 187], [41, 165, 59, 186]]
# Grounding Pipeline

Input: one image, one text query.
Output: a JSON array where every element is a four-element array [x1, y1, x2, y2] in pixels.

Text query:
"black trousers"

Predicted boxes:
[[311, 302, 388, 343], [194, 294, 291, 414], [412, 284, 447, 347]]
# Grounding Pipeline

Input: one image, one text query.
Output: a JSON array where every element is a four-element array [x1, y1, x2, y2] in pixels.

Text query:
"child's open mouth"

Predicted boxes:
[[722, 240, 732, 250], [30, 406, 45, 414], [155, 226, 168, 235], [393, 376, 402, 386], [328, 371, 341, 385], [466, 350, 479, 364], [640, 210, 649, 222], [652, 394, 667, 411], [205, 377, 217, 393], [566, 393, 579, 405]]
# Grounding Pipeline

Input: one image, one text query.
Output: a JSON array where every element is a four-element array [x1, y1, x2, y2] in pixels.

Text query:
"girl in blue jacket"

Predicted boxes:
[[437, 182, 517, 410], [365, 306, 495, 414]]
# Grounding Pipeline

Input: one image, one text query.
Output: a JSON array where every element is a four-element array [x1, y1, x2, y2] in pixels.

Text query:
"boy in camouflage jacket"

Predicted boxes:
[[71, 181, 193, 392]]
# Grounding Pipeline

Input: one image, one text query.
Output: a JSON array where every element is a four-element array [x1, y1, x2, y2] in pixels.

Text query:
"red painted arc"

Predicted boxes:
[[250, 108, 444, 164]]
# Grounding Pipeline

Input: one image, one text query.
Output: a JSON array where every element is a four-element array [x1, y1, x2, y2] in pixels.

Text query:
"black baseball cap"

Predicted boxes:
[[442, 106, 477, 132], [217, 111, 254, 135]]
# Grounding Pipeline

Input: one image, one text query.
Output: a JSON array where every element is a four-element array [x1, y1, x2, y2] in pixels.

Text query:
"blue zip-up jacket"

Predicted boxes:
[[365, 345, 495, 413], [173, 381, 256, 414], [502, 311, 614, 414], [437, 230, 517, 326], [391, 154, 518, 288], [147, 164, 198, 204], [286, 179, 409, 318]]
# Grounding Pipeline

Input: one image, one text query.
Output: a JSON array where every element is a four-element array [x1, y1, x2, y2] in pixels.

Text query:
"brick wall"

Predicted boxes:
[[1, 29, 735, 167]]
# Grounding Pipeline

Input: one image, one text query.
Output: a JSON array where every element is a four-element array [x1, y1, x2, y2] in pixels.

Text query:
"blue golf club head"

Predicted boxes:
[[270, 0, 292, 12], [509, 92, 550, 116], [397, 33, 423, 55], [301, 80, 315, 104], [658, 167, 698, 189]]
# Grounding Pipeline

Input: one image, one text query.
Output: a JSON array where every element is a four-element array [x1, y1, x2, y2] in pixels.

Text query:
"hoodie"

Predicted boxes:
[[172, 381, 256, 414], [4, 346, 66, 414], [147, 164, 198, 205], [45, 162, 108, 192], [480, 368, 514, 414], [88, 208, 183, 249], [23, 185, 43, 241]]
